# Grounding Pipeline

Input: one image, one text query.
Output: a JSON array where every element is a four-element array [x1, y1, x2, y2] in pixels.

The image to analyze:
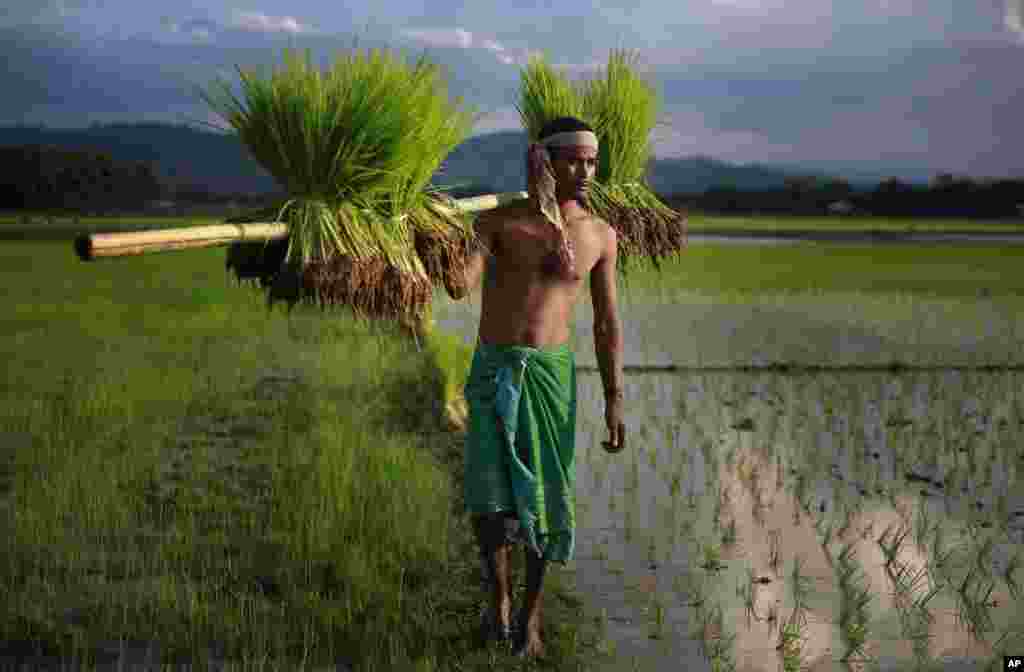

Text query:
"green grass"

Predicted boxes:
[[619, 243, 1024, 297], [0, 239, 598, 670], [5, 210, 1023, 244], [680, 212, 1024, 232]]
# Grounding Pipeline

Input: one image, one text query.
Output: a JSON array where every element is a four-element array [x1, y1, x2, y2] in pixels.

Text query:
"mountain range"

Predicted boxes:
[[0, 122, 895, 199]]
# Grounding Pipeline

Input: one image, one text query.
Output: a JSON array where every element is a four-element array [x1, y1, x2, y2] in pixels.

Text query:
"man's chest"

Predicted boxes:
[[493, 218, 604, 280]]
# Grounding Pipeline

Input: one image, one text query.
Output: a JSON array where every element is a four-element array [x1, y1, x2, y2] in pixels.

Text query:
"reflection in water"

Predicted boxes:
[[432, 291, 1024, 670], [570, 370, 1023, 672]]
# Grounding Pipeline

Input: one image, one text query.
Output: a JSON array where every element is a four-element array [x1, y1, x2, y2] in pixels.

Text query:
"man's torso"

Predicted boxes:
[[478, 203, 609, 348]]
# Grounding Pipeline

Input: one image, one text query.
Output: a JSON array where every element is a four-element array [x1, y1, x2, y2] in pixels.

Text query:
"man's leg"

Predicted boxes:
[[473, 513, 514, 641], [517, 546, 548, 657]]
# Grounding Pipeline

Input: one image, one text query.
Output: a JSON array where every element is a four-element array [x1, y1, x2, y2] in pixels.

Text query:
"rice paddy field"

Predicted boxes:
[[2, 212, 1024, 671], [0, 232, 593, 671], [433, 237, 1024, 671]]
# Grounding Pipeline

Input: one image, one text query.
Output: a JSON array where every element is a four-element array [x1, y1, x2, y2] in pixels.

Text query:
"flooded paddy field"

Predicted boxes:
[[434, 245, 1024, 671], [566, 367, 1024, 671]]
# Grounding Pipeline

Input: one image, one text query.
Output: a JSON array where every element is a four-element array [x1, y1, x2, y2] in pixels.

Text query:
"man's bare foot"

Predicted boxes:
[[514, 616, 545, 659], [517, 631, 546, 659], [480, 598, 512, 646]]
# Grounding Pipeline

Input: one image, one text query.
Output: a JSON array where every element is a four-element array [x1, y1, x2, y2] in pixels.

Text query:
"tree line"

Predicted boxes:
[[3, 142, 1022, 220], [680, 174, 1024, 218], [0, 144, 166, 213]]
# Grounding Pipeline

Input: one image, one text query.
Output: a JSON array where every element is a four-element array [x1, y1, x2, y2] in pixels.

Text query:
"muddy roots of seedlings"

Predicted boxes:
[[226, 229, 475, 336], [583, 183, 687, 276]]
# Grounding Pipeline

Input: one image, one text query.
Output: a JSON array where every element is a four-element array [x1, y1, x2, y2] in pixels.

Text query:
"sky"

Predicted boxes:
[[2, 0, 1023, 181]]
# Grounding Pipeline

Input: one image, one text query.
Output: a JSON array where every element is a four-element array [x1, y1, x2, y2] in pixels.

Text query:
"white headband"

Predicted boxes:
[[540, 130, 599, 150]]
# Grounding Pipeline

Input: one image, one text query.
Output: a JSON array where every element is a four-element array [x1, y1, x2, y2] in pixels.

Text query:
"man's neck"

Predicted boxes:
[[556, 196, 587, 220]]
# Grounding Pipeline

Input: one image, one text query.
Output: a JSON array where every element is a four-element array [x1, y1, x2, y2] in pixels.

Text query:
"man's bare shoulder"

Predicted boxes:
[[474, 200, 533, 235], [590, 215, 616, 248], [590, 214, 613, 234]]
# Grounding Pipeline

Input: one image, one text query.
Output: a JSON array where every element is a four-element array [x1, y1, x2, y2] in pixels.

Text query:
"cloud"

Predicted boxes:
[[1007, 0, 1024, 40], [230, 11, 318, 35], [400, 26, 531, 66], [400, 27, 473, 49]]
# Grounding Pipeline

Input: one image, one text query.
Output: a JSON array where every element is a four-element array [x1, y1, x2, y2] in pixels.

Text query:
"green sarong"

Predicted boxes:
[[463, 341, 577, 564]]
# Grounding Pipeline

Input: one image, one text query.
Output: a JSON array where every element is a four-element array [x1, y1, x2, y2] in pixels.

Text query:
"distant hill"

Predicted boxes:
[[0, 122, 858, 198], [0, 122, 281, 196]]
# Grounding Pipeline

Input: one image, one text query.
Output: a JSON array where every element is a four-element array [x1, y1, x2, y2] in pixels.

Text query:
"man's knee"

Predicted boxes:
[[473, 511, 519, 551]]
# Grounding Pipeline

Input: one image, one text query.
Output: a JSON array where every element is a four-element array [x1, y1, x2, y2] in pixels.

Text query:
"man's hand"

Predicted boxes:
[[602, 396, 626, 453]]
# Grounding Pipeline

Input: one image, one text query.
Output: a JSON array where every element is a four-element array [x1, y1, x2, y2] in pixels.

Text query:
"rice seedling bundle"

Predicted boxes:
[[516, 49, 686, 277], [201, 46, 477, 329]]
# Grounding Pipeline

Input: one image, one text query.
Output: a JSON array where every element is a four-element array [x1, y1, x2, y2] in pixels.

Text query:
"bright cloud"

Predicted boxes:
[[230, 11, 317, 34], [400, 27, 473, 49], [400, 27, 529, 65]]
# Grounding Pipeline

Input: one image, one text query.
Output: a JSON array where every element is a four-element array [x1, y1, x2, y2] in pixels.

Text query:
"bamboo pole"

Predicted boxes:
[[74, 191, 530, 261]]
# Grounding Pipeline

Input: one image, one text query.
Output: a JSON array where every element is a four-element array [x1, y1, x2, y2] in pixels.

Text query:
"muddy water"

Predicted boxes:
[[565, 369, 1024, 671], [431, 284, 1024, 669]]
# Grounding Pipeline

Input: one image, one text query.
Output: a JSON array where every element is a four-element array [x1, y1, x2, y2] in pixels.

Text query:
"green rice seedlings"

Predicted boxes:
[[701, 541, 724, 572], [646, 438, 659, 471], [877, 521, 911, 579], [778, 555, 813, 668], [205, 47, 480, 323], [776, 621, 805, 672], [788, 555, 814, 619], [816, 518, 835, 567], [736, 566, 759, 628], [694, 601, 738, 672], [669, 471, 682, 498], [768, 529, 782, 573], [982, 626, 1024, 672], [835, 542, 873, 663], [927, 523, 957, 587], [594, 608, 616, 657], [953, 564, 996, 641], [677, 571, 707, 607], [836, 502, 856, 541], [647, 591, 667, 640], [721, 518, 738, 547], [624, 507, 633, 544], [1002, 549, 1022, 600], [913, 500, 935, 552]]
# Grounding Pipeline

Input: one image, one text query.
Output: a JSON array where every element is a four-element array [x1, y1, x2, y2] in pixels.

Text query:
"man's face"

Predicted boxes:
[[549, 146, 598, 200]]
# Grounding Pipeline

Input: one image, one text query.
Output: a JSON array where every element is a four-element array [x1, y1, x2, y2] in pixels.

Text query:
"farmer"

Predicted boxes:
[[451, 116, 626, 659]]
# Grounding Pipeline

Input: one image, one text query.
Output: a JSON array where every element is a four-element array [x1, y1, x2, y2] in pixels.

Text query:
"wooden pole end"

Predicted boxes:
[[74, 234, 95, 262]]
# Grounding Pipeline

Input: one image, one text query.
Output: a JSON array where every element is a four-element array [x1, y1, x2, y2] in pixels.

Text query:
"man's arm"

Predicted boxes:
[[447, 211, 497, 300], [591, 223, 623, 401]]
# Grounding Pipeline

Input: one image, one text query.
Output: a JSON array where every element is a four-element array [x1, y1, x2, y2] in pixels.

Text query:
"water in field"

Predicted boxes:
[[568, 368, 1023, 671], [434, 288, 1024, 671]]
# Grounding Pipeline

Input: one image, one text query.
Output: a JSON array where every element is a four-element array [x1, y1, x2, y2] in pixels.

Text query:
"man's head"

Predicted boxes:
[[538, 117, 599, 201]]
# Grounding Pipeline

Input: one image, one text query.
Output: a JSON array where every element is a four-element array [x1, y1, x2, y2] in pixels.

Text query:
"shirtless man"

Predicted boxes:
[[450, 116, 625, 658]]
